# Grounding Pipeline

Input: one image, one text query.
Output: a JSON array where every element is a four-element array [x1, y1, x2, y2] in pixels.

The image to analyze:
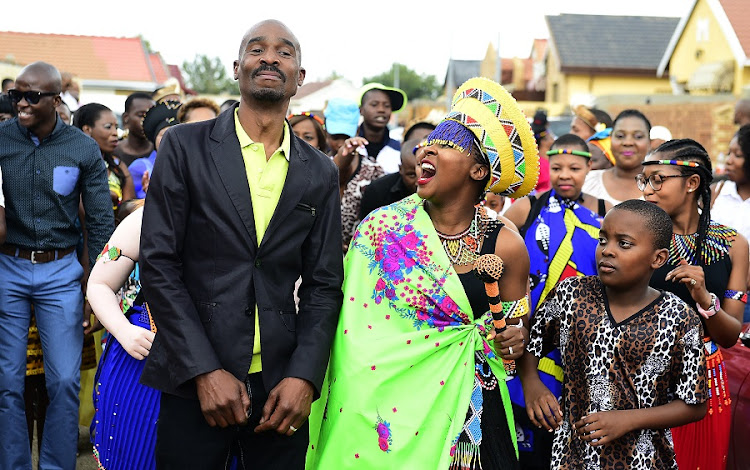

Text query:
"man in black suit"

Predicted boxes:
[[140, 19, 343, 469]]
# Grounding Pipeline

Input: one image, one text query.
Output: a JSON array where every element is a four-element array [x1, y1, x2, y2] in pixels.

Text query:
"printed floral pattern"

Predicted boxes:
[[376, 415, 393, 453]]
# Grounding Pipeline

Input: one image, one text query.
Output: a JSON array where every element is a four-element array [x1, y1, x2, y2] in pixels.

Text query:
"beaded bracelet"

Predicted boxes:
[[546, 148, 591, 158], [724, 289, 748, 303]]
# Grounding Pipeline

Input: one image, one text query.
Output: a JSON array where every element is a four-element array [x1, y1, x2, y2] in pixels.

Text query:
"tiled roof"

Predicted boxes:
[[295, 80, 332, 99], [719, 0, 750, 57], [546, 14, 680, 73], [149, 53, 171, 84], [0, 31, 157, 82], [445, 59, 481, 88]]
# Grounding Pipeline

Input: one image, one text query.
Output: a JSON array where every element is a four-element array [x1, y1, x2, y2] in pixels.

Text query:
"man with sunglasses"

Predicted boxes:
[[0, 61, 114, 470]]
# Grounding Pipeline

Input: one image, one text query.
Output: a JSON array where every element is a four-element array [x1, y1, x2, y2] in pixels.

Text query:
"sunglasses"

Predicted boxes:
[[287, 112, 325, 128], [8, 89, 59, 105]]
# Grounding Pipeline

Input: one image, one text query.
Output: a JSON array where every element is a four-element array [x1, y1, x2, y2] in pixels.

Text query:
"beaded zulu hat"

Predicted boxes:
[[423, 77, 539, 197]]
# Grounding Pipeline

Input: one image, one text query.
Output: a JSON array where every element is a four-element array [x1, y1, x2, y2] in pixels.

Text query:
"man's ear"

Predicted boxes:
[[297, 67, 306, 87], [233, 60, 240, 81], [122, 112, 130, 125], [651, 247, 669, 270]]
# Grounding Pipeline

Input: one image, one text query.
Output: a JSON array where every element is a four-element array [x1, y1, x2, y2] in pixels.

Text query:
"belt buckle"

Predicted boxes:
[[30, 250, 45, 264]]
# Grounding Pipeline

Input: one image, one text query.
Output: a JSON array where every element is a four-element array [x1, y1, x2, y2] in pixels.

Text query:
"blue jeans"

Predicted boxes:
[[0, 252, 84, 470]]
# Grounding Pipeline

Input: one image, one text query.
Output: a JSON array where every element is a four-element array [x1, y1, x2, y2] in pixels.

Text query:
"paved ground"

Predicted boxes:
[[30, 425, 98, 470]]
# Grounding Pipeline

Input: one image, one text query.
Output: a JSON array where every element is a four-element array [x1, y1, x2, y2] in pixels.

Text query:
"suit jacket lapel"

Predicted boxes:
[[209, 108, 258, 247], [260, 135, 311, 251]]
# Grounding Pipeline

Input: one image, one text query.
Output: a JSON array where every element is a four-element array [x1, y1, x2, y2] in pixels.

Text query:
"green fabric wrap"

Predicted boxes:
[[307, 195, 516, 469]]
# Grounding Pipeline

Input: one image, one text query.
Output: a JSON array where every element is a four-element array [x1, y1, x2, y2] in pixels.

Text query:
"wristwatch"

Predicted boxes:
[[696, 293, 720, 319]]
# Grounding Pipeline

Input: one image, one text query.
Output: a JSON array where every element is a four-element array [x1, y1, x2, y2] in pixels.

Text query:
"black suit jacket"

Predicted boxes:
[[140, 106, 344, 399]]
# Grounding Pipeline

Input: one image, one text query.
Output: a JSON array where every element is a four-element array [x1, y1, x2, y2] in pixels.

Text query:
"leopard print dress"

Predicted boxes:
[[528, 276, 707, 469]]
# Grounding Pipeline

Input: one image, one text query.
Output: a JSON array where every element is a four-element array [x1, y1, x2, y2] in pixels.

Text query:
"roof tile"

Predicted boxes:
[[546, 14, 680, 72], [719, 0, 750, 58], [0, 31, 154, 82]]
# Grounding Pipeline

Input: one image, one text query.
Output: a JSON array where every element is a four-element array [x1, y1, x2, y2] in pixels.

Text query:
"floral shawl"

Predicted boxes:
[[307, 195, 515, 469]]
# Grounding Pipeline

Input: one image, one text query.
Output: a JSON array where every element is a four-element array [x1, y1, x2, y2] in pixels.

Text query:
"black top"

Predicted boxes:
[[358, 172, 413, 219], [458, 223, 503, 320]]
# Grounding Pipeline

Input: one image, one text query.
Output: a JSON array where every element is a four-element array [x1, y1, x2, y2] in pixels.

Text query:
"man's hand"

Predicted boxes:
[[524, 379, 563, 431], [195, 369, 250, 428], [254, 377, 314, 436], [573, 410, 634, 446], [82, 299, 102, 335]]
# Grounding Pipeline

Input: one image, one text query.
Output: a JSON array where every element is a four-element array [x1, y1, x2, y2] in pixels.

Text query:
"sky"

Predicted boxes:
[[0, 0, 694, 86]]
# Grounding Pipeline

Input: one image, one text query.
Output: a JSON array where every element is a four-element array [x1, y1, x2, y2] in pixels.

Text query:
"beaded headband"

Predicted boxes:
[[641, 159, 701, 168], [546, 148, 591, 158], [287, 112, 325, 129]]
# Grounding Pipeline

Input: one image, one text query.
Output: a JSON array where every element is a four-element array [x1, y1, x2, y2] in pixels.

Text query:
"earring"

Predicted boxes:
[[688, 189, 694, 193]]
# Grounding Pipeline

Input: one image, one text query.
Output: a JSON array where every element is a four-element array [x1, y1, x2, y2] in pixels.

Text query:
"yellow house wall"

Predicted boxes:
[[569, 75, 672, 96], [670, 0, 736, 88], [0, 63, 22, 82], [545, 46, 568, 107]]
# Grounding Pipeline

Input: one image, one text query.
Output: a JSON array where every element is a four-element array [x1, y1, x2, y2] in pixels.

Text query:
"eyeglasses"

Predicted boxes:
[[8, 89, 59, 105], [635, 173, 690, 191], [287, 112, 325, 128]]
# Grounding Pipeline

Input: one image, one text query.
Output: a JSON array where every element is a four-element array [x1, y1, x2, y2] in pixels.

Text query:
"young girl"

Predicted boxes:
[[521, 200, 707, 469], [641, 139, 748, 469]]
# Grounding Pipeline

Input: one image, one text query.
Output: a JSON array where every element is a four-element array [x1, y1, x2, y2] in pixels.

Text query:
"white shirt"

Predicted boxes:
[[712, 180, 750, 241], [582, 169, 643, 206]]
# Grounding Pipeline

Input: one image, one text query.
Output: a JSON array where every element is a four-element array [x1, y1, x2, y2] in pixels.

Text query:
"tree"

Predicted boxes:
[[182, 55, 237, 95], [362, 64, 441, 101]]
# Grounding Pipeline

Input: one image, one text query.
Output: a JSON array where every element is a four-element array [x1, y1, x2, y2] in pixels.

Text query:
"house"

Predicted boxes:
[[545, 14, 679, 110], [0, 31, 188, 112], [444, 43, 543, 108], [657, 0, 750, 95], [288, 78, 360, 115]]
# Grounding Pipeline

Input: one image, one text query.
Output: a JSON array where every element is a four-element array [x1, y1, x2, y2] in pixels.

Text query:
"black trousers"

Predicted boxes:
[[155, 373, 309, 470]]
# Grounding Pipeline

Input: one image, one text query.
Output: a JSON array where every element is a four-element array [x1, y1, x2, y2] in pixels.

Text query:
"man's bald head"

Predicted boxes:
[[17, 61, 62, 94], [736, 99, 750, 126], [238, 19, 302, 64]]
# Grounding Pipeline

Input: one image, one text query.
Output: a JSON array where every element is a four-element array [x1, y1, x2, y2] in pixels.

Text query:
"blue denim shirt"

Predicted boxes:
[[0, 117, 114, 267]]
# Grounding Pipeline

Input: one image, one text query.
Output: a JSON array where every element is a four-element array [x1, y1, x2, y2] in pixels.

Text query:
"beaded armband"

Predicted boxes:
[[97, 244, 135, 263], [501, 294, 530, 319], [724, 289, 748, 304]]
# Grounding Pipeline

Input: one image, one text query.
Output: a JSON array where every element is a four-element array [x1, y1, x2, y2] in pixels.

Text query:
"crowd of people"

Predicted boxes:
[[0, 18, 749, 470]]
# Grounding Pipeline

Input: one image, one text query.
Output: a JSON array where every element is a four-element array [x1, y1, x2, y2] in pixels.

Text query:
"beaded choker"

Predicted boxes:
[[546, 148, 591, 158], [436, 205, 498, 266]]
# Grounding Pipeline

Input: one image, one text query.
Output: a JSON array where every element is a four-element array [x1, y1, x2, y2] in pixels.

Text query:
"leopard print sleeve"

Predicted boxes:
[[528, 277, 578, 358], [670, 294, 708, 405]]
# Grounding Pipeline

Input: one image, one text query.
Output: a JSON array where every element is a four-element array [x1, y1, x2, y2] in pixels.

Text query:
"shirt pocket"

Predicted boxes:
[[53, 166, 80, 197]]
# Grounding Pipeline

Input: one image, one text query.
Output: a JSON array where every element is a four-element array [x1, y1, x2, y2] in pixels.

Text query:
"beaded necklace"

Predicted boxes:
[[436, 205, 498, 266], [667, 222, 736, 266]]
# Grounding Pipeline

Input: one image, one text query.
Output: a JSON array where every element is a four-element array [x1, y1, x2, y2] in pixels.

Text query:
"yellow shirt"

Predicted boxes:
[[234, 109, 290, 374]]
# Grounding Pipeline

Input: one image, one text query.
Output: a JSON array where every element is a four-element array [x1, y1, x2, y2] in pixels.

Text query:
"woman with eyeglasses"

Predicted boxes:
[[583, 109, 651, 205], [73, 103, 135, 209], [641, 139, 748, 470]]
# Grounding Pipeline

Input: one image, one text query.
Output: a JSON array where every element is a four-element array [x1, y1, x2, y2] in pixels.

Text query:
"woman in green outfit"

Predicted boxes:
[[307, 78, 540, 469]]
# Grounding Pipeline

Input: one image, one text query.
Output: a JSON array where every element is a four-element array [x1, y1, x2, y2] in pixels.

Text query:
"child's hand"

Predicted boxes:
[[573, 410, 633, 446], [487, 325, 524, 360], [523, 379, 562, 431]]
